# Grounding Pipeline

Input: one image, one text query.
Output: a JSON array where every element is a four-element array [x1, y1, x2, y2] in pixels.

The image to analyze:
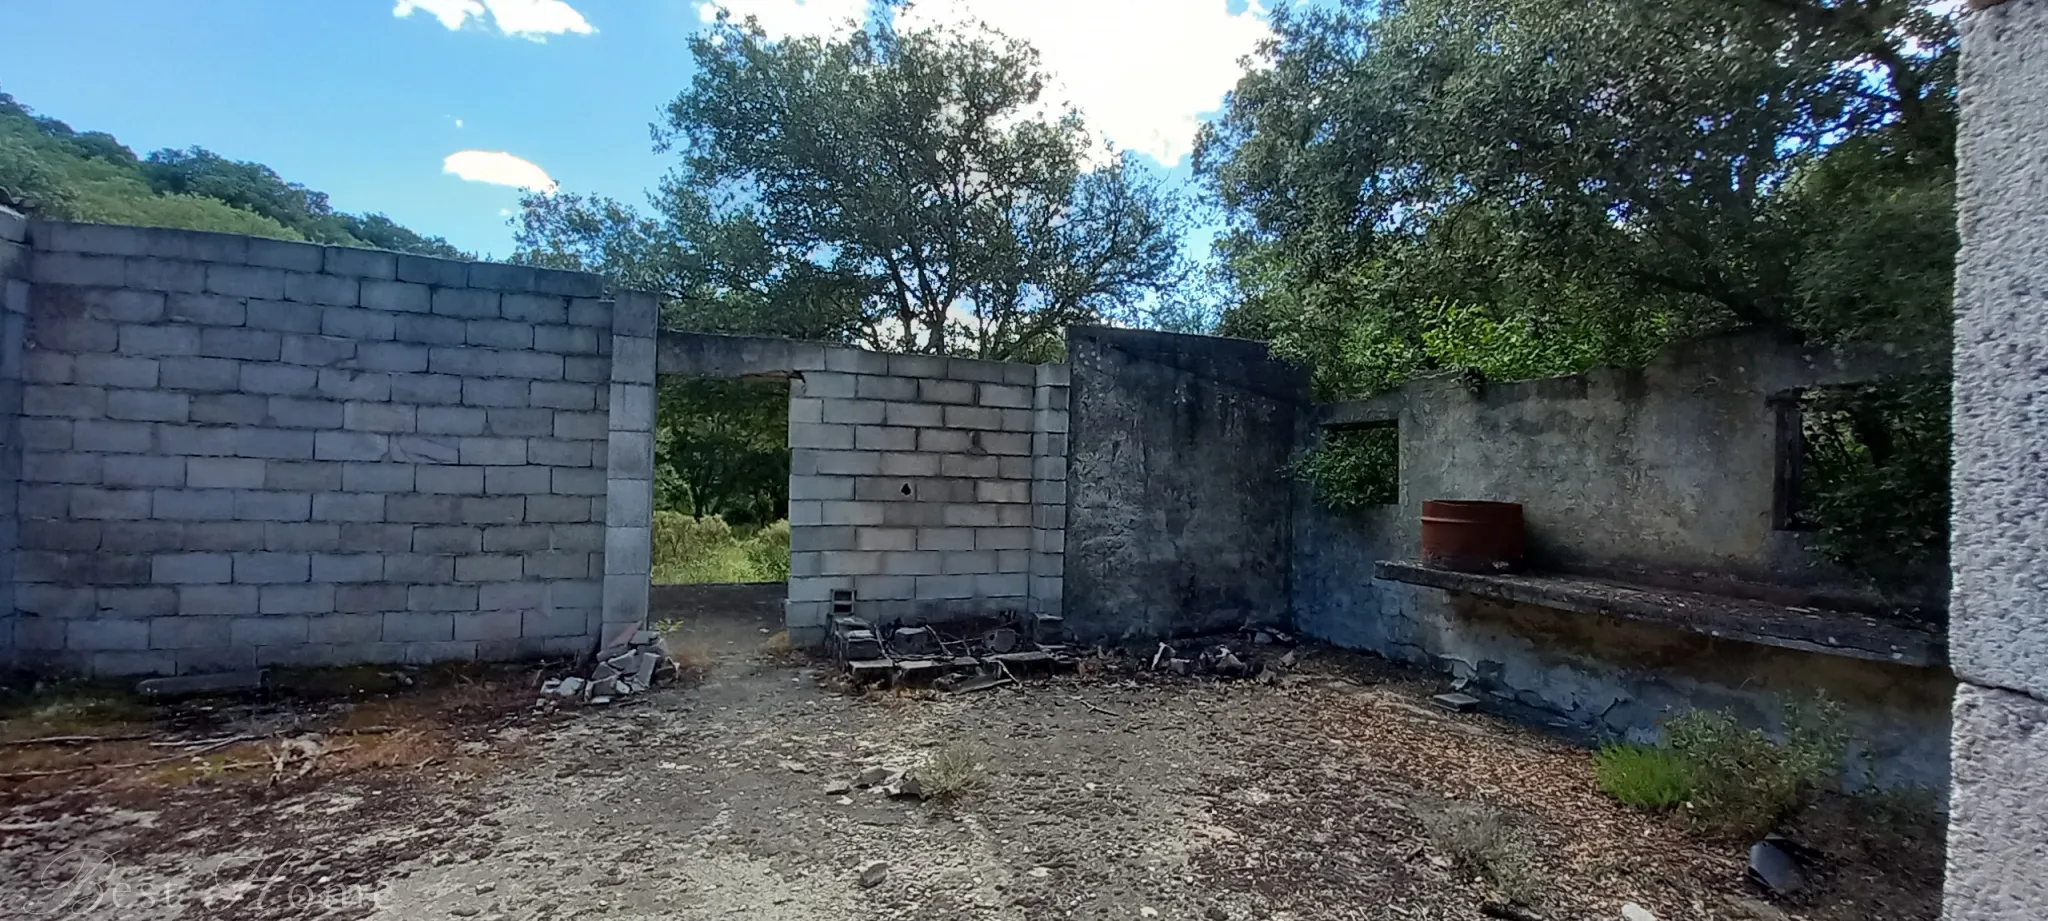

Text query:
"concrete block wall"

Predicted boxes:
[[0, 207, 30, 667], [9, 218, 645, 675], [779, 347, 1068, 639], [1029, 362, 1069, 617], [1947, 1, 2048, 915]]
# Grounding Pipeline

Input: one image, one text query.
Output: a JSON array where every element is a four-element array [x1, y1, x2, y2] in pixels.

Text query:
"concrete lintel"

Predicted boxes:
[[656, 331, 828, 379]]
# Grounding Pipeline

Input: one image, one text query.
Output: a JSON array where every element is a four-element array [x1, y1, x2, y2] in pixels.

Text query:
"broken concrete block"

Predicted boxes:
[[890, 626, 939, 656], [632, 651, 658, 686], [1432, 692, 1481, 713], [542, 676, 585, 698], [885, 773, 925, 800]]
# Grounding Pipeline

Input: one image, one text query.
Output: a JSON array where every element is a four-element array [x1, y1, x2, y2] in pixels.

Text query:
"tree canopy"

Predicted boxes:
[[0, 88, 465, 258], [1195, 0, 1958, 397], [514, 13, 1186, 361]]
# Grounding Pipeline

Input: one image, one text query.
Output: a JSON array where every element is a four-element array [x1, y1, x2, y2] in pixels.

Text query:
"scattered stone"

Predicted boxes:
[[1278, 651, 1298, 669], [858, 861, 889, 888], [1140, 908, 1159, 918], [1747, 839, 1805, 895], [824, 779, 853, 795], [781, 760, 810, 774], [855, 766, 898, 787], [541, 676, 585, 698], [1206, 907, 1229, 921], [1621, 903, 1658, 921], [474, 883, 496, 894], [885, 773, 925, 800], [1432, 692, 1482, 713], [1028, 867, 1052, 879]]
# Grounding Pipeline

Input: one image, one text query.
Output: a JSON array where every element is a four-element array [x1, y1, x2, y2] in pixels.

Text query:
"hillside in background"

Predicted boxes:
[[0, 87, 464, 258]]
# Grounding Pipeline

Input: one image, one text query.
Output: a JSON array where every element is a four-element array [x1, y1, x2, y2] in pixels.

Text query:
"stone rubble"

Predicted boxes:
[[539, 630, 674, 705]]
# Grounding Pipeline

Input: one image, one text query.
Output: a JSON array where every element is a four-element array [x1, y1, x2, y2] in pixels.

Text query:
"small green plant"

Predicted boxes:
[[1294, 425, 1399, 509], [1593, 743, 1694, 811], [1418, 800, 1541, 902], [1661, 695, 1848, 837], [914, 741, 988, 801]]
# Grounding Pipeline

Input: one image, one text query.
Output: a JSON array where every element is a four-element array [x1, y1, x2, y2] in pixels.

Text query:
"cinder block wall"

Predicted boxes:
[[0, 208, 31, 666], [782, 348, 1069, 639], [10, 219, 657, 675]]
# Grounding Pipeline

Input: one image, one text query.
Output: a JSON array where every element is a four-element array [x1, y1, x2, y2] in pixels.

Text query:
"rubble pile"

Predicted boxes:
[[1147, 627, 1295, 680], [830, 611, 1077, 687], [541, 629, 671, 704]]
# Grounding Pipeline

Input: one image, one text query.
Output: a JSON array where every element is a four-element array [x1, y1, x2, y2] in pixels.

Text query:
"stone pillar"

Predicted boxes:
[[599, 291, 658, 650], [1946, 1, 2048, 917]]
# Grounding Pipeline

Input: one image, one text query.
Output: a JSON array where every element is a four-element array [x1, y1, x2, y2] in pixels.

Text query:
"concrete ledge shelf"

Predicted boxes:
[[1372, 560, 1946, 668]]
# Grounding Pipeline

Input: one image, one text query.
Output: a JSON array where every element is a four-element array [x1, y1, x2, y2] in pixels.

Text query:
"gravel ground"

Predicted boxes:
[[0, 588, 1942, 921]]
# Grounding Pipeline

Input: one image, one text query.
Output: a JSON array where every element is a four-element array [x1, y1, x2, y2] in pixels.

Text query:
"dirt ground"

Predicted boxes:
[[0, 588, 1943, 921]]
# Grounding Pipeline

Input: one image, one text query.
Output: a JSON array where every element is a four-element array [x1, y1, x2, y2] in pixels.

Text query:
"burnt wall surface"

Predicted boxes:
[[1292, 332, 1950, 787], [1064, 326, 1308, 643]]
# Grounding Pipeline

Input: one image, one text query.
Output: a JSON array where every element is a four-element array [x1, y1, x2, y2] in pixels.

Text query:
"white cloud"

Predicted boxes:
[[695, 0, 1268, 166], [898, 0, 1268, 167], [454, 118, 465, 128], [443, 150, 558, 191], [697, 0, 869, 39], [395, 0, 596, 40]]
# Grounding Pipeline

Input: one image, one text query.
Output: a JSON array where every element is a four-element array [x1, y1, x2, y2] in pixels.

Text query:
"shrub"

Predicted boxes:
[[651, 513, 791, 584], [743, 520, 791, 581], [1658, 696, 1848, 837], [1418, 800, 1539, 902], [914, 742, 988, 800], [1593, 743, 1694, 811]]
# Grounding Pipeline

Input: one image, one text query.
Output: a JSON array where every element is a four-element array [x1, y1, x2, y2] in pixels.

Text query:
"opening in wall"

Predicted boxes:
[[1299, 421, 1400, 510], [1769, 377, 1952, 598], [650, 375, 793, 587]]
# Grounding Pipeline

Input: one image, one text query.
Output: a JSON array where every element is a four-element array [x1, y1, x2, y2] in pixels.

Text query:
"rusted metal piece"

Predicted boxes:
[[1419, 499, 1525, 573]]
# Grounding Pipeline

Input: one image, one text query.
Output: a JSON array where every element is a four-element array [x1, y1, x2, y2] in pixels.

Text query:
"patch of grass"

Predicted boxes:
[[1418, 799, 1540, 903], [0, 678, 155, 740], [1594, 743, 1694, 811], [1593, 695, 1850, 837], [914, 741, 988, 800]]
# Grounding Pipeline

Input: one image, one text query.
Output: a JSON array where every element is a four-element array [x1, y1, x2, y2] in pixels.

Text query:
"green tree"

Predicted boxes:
[[515, 13, 1187, 360], [1196, 0, 1957, 397]]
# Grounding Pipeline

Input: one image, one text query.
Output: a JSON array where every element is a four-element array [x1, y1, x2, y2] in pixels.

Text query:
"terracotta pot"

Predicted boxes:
[[1420, 500, 1525, 573]]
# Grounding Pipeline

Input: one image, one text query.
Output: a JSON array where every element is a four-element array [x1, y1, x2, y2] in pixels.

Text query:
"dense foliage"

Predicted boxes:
[[0, 88, 463, 257], [1797, 377, 1951, 602], [514, 14, 1187, 361], [651, 513, 791, 585], [1196, 0, 1957, 398]]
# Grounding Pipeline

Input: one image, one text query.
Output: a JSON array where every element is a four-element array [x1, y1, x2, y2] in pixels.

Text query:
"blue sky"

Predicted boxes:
[[2, 0, 1272, 260]]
